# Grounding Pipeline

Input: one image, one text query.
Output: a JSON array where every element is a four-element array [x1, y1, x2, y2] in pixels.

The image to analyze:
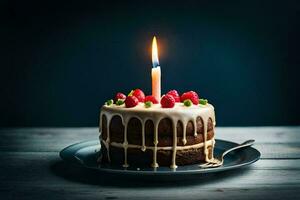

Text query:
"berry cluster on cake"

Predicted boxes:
[[99, 89, 216, 169]]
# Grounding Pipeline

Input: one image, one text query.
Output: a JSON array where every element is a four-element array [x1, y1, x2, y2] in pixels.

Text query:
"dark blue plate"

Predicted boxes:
[[60, 139, 260, 176]]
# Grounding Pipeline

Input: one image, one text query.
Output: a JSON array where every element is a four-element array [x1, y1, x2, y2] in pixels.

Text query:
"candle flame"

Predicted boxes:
[[152, 36, 159, 68]]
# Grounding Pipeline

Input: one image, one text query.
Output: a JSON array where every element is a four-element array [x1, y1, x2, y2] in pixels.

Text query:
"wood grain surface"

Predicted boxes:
[[0, 127, 299, 200]]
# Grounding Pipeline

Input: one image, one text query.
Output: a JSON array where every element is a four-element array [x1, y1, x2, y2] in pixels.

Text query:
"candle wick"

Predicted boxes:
[[152, 62, 160, 68]]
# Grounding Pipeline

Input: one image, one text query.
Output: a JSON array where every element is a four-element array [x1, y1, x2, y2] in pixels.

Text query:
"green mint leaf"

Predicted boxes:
[[199, 98, 208, 105], [144, 101, 152, 108], [116, 99, 125, 106], [128, 90, 134, 96], [106, 99, 113, 106], [183, 99, 192, 107]]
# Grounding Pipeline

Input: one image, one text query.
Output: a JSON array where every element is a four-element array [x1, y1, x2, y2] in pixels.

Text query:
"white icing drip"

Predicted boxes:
[[99, 102, 215, 168], [211, 138, 216, 160], [123, 123, 129, 168], [193, 118, 197, 137], [152, 120, 160, 168], [104, 114, 113, 162], [171, 119, 178, 169], [141, 120, 146, 151], [102, 138, 214, 151], [202, 114, 210, 162], [182, 120, 187, 145]]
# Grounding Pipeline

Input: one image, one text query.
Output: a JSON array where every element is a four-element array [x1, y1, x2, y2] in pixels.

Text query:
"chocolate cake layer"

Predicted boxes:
[[101, 141, 213, 167], [101, 115, 214, 146]]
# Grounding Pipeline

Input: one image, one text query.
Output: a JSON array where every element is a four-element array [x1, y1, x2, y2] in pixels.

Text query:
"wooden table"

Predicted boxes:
[[1, 127, 300, 200]]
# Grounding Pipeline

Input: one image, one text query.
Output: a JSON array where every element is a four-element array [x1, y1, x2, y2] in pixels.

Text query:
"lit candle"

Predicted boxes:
[[151, 36, 161, 101]]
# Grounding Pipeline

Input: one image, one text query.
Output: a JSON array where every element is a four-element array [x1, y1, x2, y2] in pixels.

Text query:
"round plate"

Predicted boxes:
[[60, 139, 260, 177]]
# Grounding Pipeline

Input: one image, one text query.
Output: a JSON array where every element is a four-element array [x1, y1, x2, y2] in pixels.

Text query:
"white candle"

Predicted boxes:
[[152, 66, 161, 100], [151, 36, 161, 100]]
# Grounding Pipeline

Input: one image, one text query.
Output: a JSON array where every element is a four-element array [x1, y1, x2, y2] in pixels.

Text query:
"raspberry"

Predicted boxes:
[[167, 90, 180, 102], [144, 95, 159, 104], [125, 96, 139, 108], [114, 92, 126, 102], [132, 89, 145, 102], [180, 91, 199, 105], [161, 94, 175, 108]]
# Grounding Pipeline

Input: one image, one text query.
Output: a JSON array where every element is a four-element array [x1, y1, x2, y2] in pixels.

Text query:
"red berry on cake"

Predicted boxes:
[[125, 96, 139, 108], [131, 89, 145, 102], [161, 94, 175, 108], [166, 90, 180, 102], [180, 91, 199, 105], [114, 92, 126, 102], [144, 95, 159, 104]]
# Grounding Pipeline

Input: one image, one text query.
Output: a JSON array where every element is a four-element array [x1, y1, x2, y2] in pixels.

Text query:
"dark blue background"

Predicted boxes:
[[3, 0, 300, 127]]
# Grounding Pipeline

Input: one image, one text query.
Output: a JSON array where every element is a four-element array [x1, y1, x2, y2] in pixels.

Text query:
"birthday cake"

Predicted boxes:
[[99, 89, 216, 169]]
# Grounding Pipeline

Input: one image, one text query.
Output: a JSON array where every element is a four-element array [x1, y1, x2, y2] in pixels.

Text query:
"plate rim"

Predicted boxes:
[[60, 139, 261, 175]]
